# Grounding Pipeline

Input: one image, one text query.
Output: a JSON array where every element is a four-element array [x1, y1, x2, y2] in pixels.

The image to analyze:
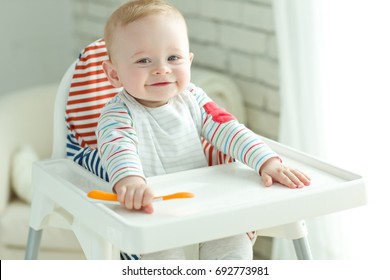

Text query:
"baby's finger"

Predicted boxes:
[[284, 170, 305, 188], [143, 204, 154, 214], [261, 172, 273, 187], [142, 188, 155, 206], [277, 171, 298, 189], [124, 189, 135, 209], [133, 187, 147, 210], [115, 186, 126, 203], [141, 188, 154, 214], [291, 169, 311, 186]]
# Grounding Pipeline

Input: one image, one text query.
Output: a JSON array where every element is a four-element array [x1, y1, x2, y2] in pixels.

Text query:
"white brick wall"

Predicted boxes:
[[71, 0, 280, 139]]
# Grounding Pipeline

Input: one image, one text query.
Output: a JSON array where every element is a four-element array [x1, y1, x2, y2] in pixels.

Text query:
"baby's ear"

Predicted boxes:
[[102, 60, 122, 88], [189, 52, 194, 64]]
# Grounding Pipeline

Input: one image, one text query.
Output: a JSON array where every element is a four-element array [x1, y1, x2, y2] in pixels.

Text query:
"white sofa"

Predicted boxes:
[[0, 84, 85, 259]]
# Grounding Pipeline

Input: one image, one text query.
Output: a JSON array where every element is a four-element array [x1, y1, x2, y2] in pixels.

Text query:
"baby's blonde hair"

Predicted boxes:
[[104, 0, 184, 59]]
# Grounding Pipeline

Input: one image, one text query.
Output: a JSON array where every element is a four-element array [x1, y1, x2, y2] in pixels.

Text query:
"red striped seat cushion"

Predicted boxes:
[[66, 39, 121, 148]]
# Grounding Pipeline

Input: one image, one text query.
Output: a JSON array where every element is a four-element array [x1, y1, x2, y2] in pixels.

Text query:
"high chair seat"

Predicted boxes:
[[25, 40, 366, 260]]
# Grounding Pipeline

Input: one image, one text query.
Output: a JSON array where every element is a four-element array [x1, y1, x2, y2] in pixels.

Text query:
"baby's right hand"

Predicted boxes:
[[114, 176, 154, 214]]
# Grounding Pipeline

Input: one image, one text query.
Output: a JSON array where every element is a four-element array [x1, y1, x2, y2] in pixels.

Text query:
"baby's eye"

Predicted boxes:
[[136, 58, 151, 64], [168, 55, 180, 61]]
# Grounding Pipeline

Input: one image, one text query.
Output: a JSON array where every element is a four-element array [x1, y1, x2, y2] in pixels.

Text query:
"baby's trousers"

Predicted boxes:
[[140, 233, 253, 260]]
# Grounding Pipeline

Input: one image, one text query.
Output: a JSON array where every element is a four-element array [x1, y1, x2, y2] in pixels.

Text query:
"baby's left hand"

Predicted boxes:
[[260, 157, 311, 188]]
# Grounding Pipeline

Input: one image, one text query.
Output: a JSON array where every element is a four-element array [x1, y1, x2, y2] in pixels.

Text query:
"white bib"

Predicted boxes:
[[119, 90, 208, 177]]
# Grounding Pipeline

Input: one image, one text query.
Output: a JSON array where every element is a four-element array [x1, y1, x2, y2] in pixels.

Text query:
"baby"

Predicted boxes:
[[98, 0, 310, 259]]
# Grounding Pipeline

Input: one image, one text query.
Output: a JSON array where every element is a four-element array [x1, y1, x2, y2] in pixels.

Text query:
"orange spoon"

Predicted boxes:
[[87, 189, 195, 203]]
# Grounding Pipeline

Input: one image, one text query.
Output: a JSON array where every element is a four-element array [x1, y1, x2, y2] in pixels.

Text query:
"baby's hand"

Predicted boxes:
[[114, 176, 155, 213], [260, 157, 311, 189]]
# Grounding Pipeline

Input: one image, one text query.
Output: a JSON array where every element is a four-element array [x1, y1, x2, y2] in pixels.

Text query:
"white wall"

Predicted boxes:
[[0, 0, 74, 95]]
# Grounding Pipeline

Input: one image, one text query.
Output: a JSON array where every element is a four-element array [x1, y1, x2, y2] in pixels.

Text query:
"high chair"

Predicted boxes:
[[25, 40, 366, 260]]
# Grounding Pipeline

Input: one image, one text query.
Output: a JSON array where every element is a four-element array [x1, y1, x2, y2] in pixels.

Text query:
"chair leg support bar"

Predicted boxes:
[[293, 237, 313, 260], [25, 227, 43, 260]]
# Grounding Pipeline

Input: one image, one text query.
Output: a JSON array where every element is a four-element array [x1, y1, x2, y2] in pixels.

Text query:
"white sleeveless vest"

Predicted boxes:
[[118, 90, 208, 177]]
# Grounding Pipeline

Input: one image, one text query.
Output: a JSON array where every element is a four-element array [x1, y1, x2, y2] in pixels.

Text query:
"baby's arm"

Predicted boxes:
[[114, 176, 155, 214], [203, 114, 310, 188], [97, 98, 154, 212], [192, 86, 310, 188]]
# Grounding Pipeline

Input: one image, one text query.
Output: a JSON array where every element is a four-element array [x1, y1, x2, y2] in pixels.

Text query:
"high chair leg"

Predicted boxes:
[[257, 220, 313, 260], [25, 228, 42, 260], [293, 237, 313, 260], [25, 188, 57, 260]]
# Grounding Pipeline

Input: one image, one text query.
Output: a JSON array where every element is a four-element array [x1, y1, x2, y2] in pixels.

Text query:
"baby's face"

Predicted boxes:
[[111, 13, 193, 107]]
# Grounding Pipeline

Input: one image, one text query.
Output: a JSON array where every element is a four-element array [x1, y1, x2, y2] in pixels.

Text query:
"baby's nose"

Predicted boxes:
[[153, 62, 171, 75]]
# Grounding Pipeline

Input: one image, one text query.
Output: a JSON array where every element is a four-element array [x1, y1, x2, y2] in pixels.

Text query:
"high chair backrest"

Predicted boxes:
[[66, 40, 120, 149], [52, 60, 76, 159], [52, 39, 120, 159], [52, 39, 233, 165]]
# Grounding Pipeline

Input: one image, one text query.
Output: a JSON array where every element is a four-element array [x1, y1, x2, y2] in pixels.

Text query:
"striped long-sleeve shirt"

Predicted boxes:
[[97, 83, 278, 187]]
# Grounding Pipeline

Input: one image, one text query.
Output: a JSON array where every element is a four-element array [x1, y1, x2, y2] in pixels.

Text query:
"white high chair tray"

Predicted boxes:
[[32, 139, 365, 254]]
